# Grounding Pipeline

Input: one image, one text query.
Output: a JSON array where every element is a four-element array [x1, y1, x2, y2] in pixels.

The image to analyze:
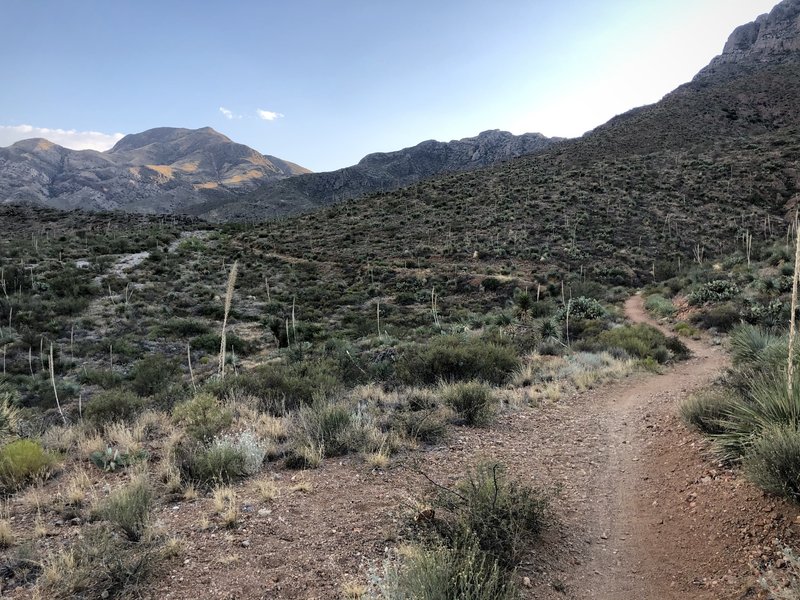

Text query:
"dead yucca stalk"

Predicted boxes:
[[789, 214, 800, 395], [218, 261, 239, 378], [49, 344, 66, 425]]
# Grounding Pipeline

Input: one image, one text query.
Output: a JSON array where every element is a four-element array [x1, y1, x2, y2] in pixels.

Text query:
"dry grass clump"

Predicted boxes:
[[62, 468, 92, 506], [254, 476, 279, 502], [105, 421, 144, 455], [212, 485, 238, 527]]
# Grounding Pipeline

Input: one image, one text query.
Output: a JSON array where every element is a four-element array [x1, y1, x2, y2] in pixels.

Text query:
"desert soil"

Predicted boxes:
[[138, 294, 800, 600]]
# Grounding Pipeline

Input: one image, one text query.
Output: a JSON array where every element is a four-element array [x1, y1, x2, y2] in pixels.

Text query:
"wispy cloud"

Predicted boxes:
[[219, 106, 235, 120], [0, 124, 124, 151], [257, 109, 284, 121]]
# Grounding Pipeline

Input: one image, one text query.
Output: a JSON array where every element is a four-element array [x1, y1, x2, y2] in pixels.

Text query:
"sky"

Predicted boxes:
[[0, 0, 781, 172]]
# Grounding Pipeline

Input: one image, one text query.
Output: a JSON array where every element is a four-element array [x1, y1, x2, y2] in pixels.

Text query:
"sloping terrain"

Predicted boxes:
[[252, 1, 800, 284], [211, 130, 558, 220]]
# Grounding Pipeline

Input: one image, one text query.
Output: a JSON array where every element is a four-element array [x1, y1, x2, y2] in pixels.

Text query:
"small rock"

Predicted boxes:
[[522, 576, 531, 588], [241, 540, 250, 548]]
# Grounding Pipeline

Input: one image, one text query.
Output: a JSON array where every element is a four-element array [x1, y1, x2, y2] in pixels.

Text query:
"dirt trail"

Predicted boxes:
[[567, 294, 729, 598], [142, 294, 800, 600]]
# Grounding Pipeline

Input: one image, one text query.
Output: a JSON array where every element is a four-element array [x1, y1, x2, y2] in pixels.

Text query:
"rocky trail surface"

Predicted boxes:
[[141, 295, 799, 600]]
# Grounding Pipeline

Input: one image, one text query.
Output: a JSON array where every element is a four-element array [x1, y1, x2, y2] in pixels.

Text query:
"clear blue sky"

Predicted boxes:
[[0, 0, 779, 172]]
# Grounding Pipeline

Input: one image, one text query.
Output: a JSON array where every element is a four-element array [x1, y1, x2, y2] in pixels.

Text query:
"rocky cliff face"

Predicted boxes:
[[212, 130, 558, 220], [697, 0, 800, 78], [0, 127, 309, 214]]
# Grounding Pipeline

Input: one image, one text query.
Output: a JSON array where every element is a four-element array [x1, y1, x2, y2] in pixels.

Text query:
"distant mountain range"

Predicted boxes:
[[205, 130, 559, 220], [0, 127, 309, 214], [0, 125, 557, 219]]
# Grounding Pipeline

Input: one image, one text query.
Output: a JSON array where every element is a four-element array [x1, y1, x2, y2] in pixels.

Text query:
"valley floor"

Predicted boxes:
[[131, 296, 799, 599]]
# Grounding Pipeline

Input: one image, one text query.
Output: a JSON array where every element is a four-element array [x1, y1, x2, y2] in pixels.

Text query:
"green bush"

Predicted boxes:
[[594, 324, 682, 364], [172, 393, 232, 442], [397, 336, 519, 386], [77, 368, 123, 389], [209, 361, 342, 414], [0, 439, 58, 490], [644, 294, 676, 318], [743, 426, 800, 502], [95, 477, 152, 541], [157, 318, 210, 337], [85, 390, 145, 425], [130, 354, 180, 397], [691, 302, 741, 332], [431, 463, 548, 570], [687, 280, 740, 306], [555, 296, 605, 322], [192, 332, 259, 356], [441, 382, 497, 427], [378, 538, 518, 600], [176, 440, 247, 485]]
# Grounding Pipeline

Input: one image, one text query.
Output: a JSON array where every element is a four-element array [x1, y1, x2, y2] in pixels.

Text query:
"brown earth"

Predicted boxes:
[[128, 296, 799, 598]]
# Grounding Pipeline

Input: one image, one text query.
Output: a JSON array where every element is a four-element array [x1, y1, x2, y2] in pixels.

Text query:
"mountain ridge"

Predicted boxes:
[[0, 126, 309, 214]]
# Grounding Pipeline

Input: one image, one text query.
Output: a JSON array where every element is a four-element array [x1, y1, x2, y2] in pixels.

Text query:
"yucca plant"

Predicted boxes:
[[712, 372, 800, 461], [728, 324, 781, 367]]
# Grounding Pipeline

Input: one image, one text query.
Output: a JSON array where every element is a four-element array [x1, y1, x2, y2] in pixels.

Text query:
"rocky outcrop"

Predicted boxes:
[[697, 0, 800, 78], [0, 127, 309, 214]]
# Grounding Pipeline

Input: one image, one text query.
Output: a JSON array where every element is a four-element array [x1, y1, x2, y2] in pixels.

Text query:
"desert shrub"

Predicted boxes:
[[687, 280, 740, 305], [212, 431, 267, 475], [172, 393, 232, 442], [431, 463, 548, 570], [130, 354, 180, 397], [36, 527, 162, 599], [85, 390, 145, 425], [555, 296, 605, 322], [191, 332, 258, 356], [78, 368, 123, 389], [594, 324, 679, 364], [210, 361, 341, 414], [680, 388, 736, 434], [745, 300, 787, 329], [743, 426, 800, 502], [441, 382, 497, 427], [377, 538, 518, 600], [528, 300, 555, 318], [157, 318, 210, 337], [95, 477, 152, 541], [397, 336, 519, 386], [176, 440, 247, 485], [292, 400, 354, 458], [691, 302, 741, 332], [391, 409, 449, 445], [0, 439, 58, 490], [644, 294, 676, 318]]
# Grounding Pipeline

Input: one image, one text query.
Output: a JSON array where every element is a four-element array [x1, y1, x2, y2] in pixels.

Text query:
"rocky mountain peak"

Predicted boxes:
[[109, 126, 231, 154], [698, 0, 800, 77]]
